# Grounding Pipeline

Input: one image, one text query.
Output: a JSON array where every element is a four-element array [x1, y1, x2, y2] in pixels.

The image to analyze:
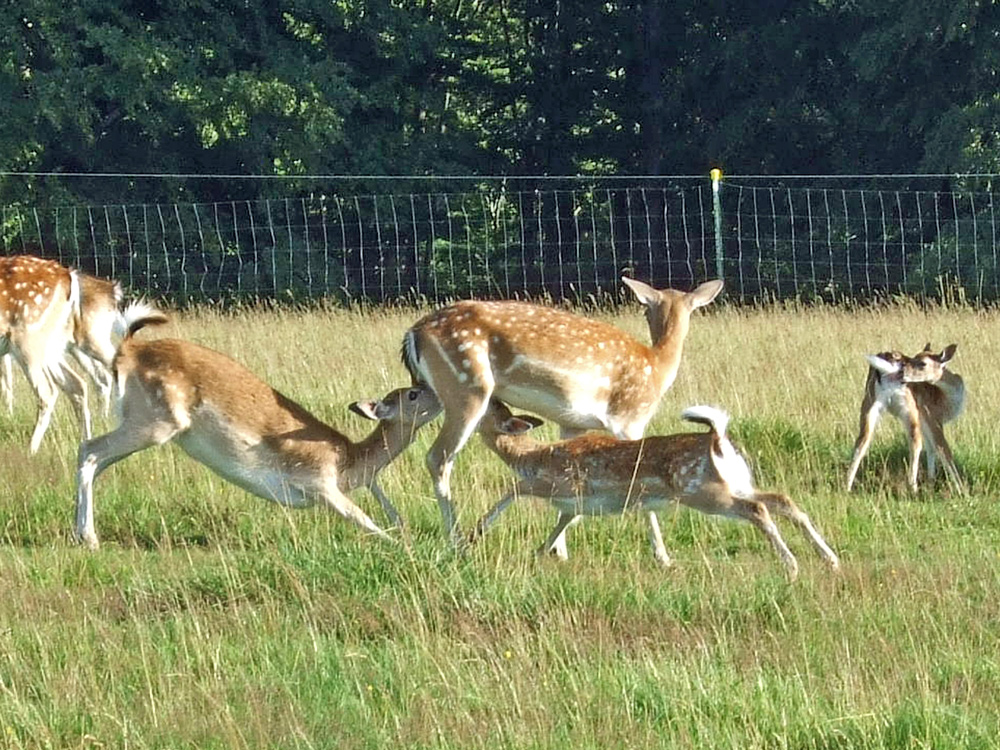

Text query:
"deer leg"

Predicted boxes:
[[752, 492, 840, 569], [1, 353, 12, 414], [538, 512, 580, 560], [76, 419, 182, 550], [903, 412, 923, 492], [71, 348, 114, 416], [368, 481, 404, 528], [646, 510, 672, 567], [920, 414, 965, 495], [426, 393, 491, 548], [730, 497, 800, 581], [469, 488, 517, 545], [846, 402, 882, 491], [50, 360, 91, 441], [317, 482, 393, 542]]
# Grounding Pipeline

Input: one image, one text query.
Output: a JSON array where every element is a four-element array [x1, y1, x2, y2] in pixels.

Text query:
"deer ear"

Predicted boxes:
[[866, 354, 900, 375], [688, 279, 724, 309], [621, 277, 660, 305], [940, 343, 957, 363], [349, 400, 380, 421], [500, 415, 543, 435]]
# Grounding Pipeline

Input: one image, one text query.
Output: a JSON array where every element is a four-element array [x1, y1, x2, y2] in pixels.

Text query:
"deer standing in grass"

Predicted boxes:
[[75, 304, 442, 549], [845, 343, 965, 494], [402, 277, 724, 547], [468, 399, 840, 580], [0, 255, 98, 452], [2, 270, 125, 417]]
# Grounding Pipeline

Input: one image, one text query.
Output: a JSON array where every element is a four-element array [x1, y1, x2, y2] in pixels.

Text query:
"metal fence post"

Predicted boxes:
[[710, 168, 724, 282]]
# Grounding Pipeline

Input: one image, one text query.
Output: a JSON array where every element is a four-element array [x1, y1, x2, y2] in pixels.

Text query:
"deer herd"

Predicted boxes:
[[0, 253, 969, 579]]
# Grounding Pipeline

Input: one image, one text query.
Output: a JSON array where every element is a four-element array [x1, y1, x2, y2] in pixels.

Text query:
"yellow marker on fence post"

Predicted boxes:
[[710, 169, 724, 283]]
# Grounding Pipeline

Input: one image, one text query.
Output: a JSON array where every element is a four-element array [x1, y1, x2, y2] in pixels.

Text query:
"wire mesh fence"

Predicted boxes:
[[1, 176, 997, 305]]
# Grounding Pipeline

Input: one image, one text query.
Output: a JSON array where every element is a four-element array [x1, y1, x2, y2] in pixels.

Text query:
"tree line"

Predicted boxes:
[[2, 0, 998, 209]]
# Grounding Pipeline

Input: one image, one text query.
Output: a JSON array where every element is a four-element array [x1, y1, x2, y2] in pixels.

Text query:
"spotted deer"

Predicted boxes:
[[845, 343, 965, 494], [75, 305, 442, 549], [402, 277, 724, 546], [1, 270, 125, 417], [0, 255, 93, 452], [468, 399, 840, 579]]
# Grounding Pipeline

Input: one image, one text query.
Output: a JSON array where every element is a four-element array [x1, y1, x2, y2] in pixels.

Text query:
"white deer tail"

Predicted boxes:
[[121, 300, 169, 339], [682, 404, 755, 497], [681, 404, 730, 437]]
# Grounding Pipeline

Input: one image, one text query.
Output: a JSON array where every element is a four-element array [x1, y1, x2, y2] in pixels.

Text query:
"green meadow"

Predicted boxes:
[[0, 301, 998, 749]]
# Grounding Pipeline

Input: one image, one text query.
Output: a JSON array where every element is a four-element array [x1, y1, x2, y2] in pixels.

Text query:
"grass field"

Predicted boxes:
[[1, 300, 999, 749]]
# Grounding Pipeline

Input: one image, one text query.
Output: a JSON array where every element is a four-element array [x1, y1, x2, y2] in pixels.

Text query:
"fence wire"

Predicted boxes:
[[1, 179, 997, 304]]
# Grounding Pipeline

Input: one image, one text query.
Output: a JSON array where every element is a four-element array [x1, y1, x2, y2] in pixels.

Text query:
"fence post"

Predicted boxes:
[[710, 168, 724, 282]]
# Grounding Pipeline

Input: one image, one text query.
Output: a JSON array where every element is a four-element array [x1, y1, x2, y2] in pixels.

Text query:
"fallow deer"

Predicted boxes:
[[75, 304, 442, 549], [468, 400, 840, 580], [401, 277, 724, 546], [845, 343, 965, 494], [0, 255, 91, 452], [1, 270, 125, 417]]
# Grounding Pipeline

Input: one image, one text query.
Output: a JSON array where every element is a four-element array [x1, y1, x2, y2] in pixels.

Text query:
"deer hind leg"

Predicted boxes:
[[71, 348, 114, 416], [76, 419, 182, 550], [730, 497, 800, 580], [920, 412, 966, 495], [752, 492, 840, 570], [426, 390, 492, 547], [1, 353, 12, 414], [23, 359, 90, 453], [846, 402, 882, 491]]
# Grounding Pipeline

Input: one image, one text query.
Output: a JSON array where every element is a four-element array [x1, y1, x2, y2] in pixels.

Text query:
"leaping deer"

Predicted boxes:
[[401, 277, 724, 546], [845, 343, 965, 494], [75, 304, 442, 549], [0, 255, 93, 452], [469, 399, 840, 580]]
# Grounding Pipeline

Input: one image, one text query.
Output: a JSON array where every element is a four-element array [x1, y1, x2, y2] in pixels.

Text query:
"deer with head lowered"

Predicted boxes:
[[468, 399, 840, 580], [75, 304, 442, 549], [845, 343, 965, 494], [2, 269, 125, 419], [402, 277, 724, 546]]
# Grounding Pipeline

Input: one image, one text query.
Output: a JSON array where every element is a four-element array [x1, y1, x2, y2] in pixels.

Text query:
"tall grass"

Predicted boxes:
[[0, 301, 998, 749]]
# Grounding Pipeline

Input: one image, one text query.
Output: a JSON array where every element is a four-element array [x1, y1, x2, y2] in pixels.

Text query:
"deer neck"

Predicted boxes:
[[482, 432, 543, 472], [647, 307, 691, 390], [344, 423, 416, 486]]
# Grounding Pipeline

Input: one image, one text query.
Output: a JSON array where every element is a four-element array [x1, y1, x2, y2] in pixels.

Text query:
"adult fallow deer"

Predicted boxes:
[[469, 399, 840, 580], [401, 277, 723, 546], [75, 304, 441, 549], [845, 343, 965, 494], [0, 255, 91, 452], [2, 270, 125, 417]]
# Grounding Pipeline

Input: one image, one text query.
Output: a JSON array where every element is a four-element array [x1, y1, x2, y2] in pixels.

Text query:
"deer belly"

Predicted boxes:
[[176, 427, 314, 508], [543, 476, 674, 516], [495, 380, 611, 430]]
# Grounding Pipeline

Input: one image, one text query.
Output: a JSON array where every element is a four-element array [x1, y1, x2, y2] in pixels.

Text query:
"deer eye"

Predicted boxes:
[[407, 389, 419, 401]]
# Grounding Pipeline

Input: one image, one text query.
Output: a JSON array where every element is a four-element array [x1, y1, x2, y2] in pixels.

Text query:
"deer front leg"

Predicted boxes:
[[646, 510, 672, 567], [904, 413, 924, 492], [538, 512, 581, 560]]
